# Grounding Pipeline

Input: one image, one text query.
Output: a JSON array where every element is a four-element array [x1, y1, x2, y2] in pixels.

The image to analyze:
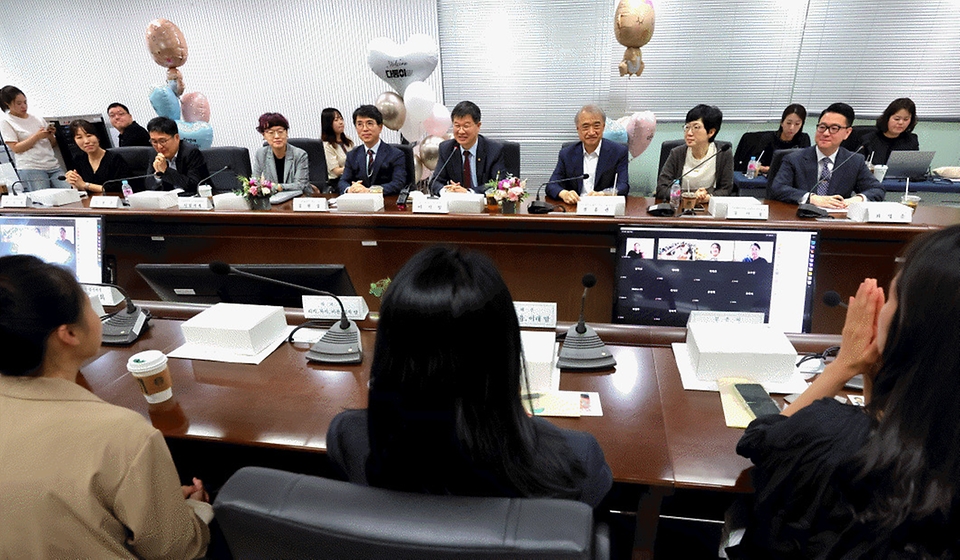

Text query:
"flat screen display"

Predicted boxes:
[[0, 215, 103, 284], [614, 227, 818, 333]]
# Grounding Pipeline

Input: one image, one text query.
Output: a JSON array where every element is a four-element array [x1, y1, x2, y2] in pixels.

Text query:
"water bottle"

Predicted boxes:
[[669, 180, 681, 208], [745, 157, 758, 179], [121, 180, 133, 199]]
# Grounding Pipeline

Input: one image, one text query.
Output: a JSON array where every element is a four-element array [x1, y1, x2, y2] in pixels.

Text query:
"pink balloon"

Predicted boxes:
[[422, 103, 451, 137], [181, 92, 211, 123], [626, 111, 656, 158], [145, 19, 188, 68]]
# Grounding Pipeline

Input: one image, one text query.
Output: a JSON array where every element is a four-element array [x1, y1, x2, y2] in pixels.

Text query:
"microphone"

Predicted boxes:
[[208, 261, 361, 364], [797, 146, 864, 219], [429, 144, 465, 196], [197, 166, 230, 190], [8, 178, 51, 195], [102, 173, 161, 194], [529, 174, 589, 214], [83, 282, 151, 345], [822, 290, 848, 309], [556, 273, 616, 371]]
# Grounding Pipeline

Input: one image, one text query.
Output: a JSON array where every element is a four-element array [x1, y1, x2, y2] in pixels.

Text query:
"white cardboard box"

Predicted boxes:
[[29, 188, 82, 207], [520, 330, 559, 393], [181, 303, 287, 355], [336, 192, 384, 212], [846, 201, 912, 223], [212, 192, 250, 210], [127, 190, 179, 209], [686, 323, 796, 383], [440, 192, 485, 213]]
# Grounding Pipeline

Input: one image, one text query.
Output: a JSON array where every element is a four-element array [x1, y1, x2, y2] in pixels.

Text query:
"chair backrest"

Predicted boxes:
[[841, 125, 874, 153], [765, 147, 802, 195], [658, 139, 733, 175], [201, 146, 251, 194], [287, 138, 328, 192], [733, 131, 773, 172], [500, 140, 521, 177], [214, 466, 608, 560], [392, 143, 416, 190], [111, 146, 156, 175]]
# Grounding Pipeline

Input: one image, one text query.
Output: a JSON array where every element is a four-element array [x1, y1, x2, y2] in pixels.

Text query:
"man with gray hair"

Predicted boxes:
[[547, 104, 629, 203]]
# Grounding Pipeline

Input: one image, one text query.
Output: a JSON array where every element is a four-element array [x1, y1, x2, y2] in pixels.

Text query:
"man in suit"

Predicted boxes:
[[431, 101, 507, 195], [768, 102, 883, 208], [146, 116, 210, 196], [108, 103, 151, 147], [338, 105, 406, 195], [548, 104, 629, 203]]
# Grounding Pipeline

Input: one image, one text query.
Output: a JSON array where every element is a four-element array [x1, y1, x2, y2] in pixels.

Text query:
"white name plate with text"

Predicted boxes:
[[302, 296, 370, 320], [90, 196, 123, 208]]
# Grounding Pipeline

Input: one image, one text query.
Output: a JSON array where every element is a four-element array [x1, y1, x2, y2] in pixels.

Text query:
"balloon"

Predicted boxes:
[[626, 111, 657, 158], [375, 91, 406, 131], [367, 34, 439, 93], [422, 103, 451, 137], [149, 85, 180, 120], [177, 121, 214, 149], [403, 81, 436, 125], [166, 68, 185, 96], [603, 118, 627, 144], [399, 118, 424, 144], [181, 92, 210, 122], [614, 0, 655, 77], [419, 135, 443, 170], [145, 19, 188, 68]]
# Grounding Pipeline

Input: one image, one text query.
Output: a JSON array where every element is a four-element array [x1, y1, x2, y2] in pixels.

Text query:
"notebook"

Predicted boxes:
[[885, 150, 935, 179]]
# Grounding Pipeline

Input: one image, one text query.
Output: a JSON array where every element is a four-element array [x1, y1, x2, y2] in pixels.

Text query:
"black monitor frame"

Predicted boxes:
[[0, 214, 104, 284]]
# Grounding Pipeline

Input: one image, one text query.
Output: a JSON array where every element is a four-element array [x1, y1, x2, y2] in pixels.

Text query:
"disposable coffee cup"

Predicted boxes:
[[680, 191, 698, 212], [198, 185, 213, 199], [900, 194, 920, 210], [127, 350, 173, 404], [873, 165, 888, 182]]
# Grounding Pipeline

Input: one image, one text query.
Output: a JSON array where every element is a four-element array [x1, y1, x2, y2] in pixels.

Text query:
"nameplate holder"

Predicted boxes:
[[576, 196, 625, 216], [846, 201, 912, 224], [302, 296, 370, 320], [687, 311, 765, 326], [412, 196, 449, 214], [81, 284, 125, 306], [726, 205, 768, 220], [293, 197, 329, 212], [514, 301, 558, 329], [90, 196, 122, 208], [177, 197, 213, 210], [1, 194, 29, 208]]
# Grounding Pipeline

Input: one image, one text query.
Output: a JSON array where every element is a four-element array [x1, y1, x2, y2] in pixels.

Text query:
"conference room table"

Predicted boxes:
[[4, 193, 959, 334]]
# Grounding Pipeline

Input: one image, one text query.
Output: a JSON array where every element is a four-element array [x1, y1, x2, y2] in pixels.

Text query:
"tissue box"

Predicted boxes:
[[520, 330, 558, 393], [29, 188, 81, 207], [846, 201, 912, 223], [440, 192, 485, 214], [181, 303, 287, 355], [337, 192, 384, 212], [127, 190, 178, 209], [686, 323, 796, 382]]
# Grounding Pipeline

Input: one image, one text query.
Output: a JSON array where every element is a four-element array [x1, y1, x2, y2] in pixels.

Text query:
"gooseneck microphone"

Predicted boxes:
[[102, 173, 162, 192], [82, 282, 151, 345], [678, 143, 732, 188], [797, 147, 864, 219], [429, 144, 463, 196], [208, 261, 362, 364], [556, 273, 616, 370], [197, 166, 230, 189], [529, 174, 589, 214], [822, 290, 849, 309]]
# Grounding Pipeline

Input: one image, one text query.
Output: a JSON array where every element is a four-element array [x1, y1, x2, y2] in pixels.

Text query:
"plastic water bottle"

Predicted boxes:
[[745, 157, 758, 179], [669, 180, 681, 208], [121, 180, 133, 199]]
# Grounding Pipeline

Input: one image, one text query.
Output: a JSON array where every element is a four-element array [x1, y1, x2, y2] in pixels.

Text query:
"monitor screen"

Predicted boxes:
[[614, 227, 818, 333], [136, 263, 357, 308], [0, 215, 103, 284]]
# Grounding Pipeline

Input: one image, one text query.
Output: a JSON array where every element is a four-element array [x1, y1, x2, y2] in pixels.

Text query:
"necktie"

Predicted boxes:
[[367, 149, 375, 178], [816, 157, 831, 196], [462, 151, 473, 192]]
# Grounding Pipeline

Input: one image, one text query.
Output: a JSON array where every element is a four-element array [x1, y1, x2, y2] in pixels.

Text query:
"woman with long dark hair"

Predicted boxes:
[[0, 255, 211, 558], [858, 98, 919, 166], [320, 107, 354, 191], [757, 103, 810, 174], [327, 246, 612, 507], [730, 225, 960, 558]]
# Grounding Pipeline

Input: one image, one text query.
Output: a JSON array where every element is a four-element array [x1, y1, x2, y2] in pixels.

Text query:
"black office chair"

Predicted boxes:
[[392, 143, 416, 191], [214, 466, 610, 560], [500, 140, 521, 177], [110, 146, 157, 191], [201, 146, 251, 194], [287, 137, 328, 192], [765, 148, 801, 197], [658, 139, 733, 174], [733, 131, 773, 172], [841, 125, 874, 153]]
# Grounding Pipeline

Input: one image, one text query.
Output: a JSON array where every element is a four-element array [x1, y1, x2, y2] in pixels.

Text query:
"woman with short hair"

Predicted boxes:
[[251, 112, 311, 195], [64, 119, 132, 194], [657, 104, 734, 204]]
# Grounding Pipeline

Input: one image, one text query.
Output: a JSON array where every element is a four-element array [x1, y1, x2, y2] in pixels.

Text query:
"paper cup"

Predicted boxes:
[[873, 165, 888, 182], [680, 191, 698, 212], [127, 350, 173, 404], [198, 185, 213, 198]]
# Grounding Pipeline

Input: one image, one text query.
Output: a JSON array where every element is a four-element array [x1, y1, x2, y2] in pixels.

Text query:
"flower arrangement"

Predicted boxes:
[[485, 175, 528, 204], [369, 277, 391, 299], [235, 175, 278, 199]]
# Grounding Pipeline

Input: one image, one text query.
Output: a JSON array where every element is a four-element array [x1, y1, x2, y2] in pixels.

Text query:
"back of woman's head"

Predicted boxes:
[[846, 225, 960, 531], [0, 255, 85, 377]]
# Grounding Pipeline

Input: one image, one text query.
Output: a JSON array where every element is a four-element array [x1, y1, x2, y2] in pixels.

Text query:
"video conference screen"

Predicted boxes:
[[0, 215, 103, 284], [614, 227, 818, 333]]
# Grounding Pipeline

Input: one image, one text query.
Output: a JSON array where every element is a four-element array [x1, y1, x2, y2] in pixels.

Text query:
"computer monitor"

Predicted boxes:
[[614, 227, 819, 333], [0, 215, 103, 284], [136, 263, 357, 308]]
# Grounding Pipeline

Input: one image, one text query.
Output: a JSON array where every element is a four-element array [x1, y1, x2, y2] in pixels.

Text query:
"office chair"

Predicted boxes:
[[733, 131, 773, 172], [500, 140, 521, 177], [765, 148, 801, 198], [287, 138, 328, 192], [201, 146, 251, 193]]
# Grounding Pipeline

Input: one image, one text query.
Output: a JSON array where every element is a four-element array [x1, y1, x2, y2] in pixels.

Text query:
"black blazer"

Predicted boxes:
[[547, 140, 629, 198], [430, 135, 507, 194], [146, 140, 210, 196], [117, 121, 151, 148], [768, 146, 884, 204], [74, 150, 132, 194], [338, 142, 407, 195]]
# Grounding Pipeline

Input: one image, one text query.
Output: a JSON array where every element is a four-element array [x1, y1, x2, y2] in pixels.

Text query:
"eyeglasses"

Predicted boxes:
[[149, 136, 174, 147], [815, 124, 850, 134], [263, 128, 287, 137], [683, 123, 705, 133]]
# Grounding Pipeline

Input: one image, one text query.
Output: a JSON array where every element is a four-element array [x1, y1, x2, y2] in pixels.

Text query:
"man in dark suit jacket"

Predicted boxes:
[[430, 101, 507, 195], [768, 103, 883, 207], [338, 105, 406, 195], [548, 105, 629, 202], [145, 116, 210, 196], [108, 103, 151, 147]]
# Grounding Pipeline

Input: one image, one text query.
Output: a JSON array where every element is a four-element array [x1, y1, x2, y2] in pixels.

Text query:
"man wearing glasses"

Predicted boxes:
[[769, 102, 883, 208], [338, 105, 406, 195], [548, 105, 629, 204], [146, 116, 210, 195], [431, 101, 506, 195]]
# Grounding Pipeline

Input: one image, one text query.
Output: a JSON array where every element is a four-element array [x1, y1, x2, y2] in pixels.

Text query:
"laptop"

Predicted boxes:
[[885, 150, 935, 180]]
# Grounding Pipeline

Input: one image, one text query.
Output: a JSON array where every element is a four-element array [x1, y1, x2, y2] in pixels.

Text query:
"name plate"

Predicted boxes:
[[576, 195, 625, 216], [0, 194, 29, 208], [293, 197, 329, 212], [687, 310, 764, 325], [726, 205, 768, 220], [90, 196, 122, 208], [177, 197, 214, 210], [514, 301, 558, 328], [412, 196, 449, 214], [81, 284, 125, 306], [302, 295, 370, 320]]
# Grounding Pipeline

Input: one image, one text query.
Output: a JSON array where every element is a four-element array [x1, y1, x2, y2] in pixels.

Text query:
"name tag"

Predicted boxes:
[[302, 296, 369, 320], [577, 202, 618, 216], [293, 198, 329, 212], [0, 194, 29, 208], [412, 197, 448, 214], [90, 196, 122, 208], [177, 197, 213, 210], [81, 284, 125, 306], [514, 301, 558, 328]]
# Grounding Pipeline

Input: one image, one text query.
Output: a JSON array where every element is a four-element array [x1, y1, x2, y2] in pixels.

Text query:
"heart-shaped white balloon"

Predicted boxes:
[[367, 34, 439, 93]]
